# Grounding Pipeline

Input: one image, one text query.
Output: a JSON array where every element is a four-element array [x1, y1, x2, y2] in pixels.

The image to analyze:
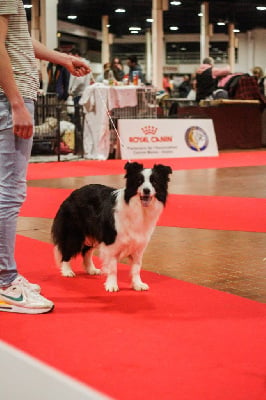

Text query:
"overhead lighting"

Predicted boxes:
[[130, 31, 139, 34], [256, 6, 266, 11], [198, 12, 203, 17], [170, 1, 182, 5], [129, 26, 141, 31], [233, 28, 240, 33], [24, 4, 32, 8], [169, 26, 179, 31], [115, 8, 126, 13], [217, 21, 226, 26], [67, 15, 77, 20], [146, 18, 154, 23]]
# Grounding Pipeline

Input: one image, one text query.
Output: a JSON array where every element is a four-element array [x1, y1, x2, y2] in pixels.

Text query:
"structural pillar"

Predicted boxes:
[[152, 0, 167, 89], [228, 23, 235, 72], [145, 29, 152, 84], [31, 0, 40, 41], [101, 15, 110, 65], [40, 0, 58, 50], [200, 1, 209, 61]]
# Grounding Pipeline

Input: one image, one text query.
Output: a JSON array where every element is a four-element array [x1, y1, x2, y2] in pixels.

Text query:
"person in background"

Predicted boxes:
[[196, 56, 231, 102], [178, 74, 191, 98], [252, 66, 266, 96], [162, 74, 172, 95], [68, 49, 91, 105], [110, 57, 125, 82], [47, 48, 71, 101], [68, 48, 91, 133], [46, 48, 60, 93], [96, 62, 111, 82], [126, 55, 144, 84], [0, 0, 90, 314], [186, 77, 197, 101]]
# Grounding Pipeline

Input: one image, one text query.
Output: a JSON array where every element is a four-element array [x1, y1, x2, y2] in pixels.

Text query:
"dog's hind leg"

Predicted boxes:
[[82, 247, 101, 275], [130, 252, 149, 291], [54, 246, 76, 277]]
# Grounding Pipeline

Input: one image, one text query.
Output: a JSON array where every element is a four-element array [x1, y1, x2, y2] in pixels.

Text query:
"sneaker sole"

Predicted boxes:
[[0, 303, 54, 314]]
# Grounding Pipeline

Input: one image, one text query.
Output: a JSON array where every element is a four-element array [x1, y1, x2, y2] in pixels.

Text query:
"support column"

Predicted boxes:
[[39, 0, 58, 92], [152, 0, 167, 90], [101, 15, 110, 65], [40, 0, 58, 50], [228, 23, 235, 72], [200, 1, 209, 61], [31, 0, 40, 41], [145, 29, 152, 84]]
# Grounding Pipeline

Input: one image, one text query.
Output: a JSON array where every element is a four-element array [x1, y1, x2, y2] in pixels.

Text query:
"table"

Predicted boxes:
[[176, 100, 263, 150], [79, 84, 156, 160]]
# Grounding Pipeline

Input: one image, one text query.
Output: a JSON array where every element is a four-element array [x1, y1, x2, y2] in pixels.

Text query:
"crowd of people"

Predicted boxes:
[[163, 57, 266, 104], [96, 55, 145, 85]]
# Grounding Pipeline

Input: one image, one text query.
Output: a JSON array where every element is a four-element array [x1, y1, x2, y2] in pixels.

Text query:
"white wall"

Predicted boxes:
[[0, 340, 112, 400]]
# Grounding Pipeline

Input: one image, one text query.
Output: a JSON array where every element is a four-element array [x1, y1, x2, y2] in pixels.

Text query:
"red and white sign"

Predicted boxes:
[[118, 119, 218, 159]]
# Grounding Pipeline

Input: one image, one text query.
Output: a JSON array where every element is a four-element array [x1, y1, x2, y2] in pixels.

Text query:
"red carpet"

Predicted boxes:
[[20, 187, 266, 232], [0, 236, 266, 400], [27, 150, 266, 180]]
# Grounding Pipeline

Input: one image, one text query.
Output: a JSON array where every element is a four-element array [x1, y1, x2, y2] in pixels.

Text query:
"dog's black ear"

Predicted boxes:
[[124, 162, 143, 175], [153, 164, 172, 178]]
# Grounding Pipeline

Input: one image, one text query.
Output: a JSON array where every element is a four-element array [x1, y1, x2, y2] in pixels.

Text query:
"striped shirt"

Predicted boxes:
[[0, 0, 39, 100]]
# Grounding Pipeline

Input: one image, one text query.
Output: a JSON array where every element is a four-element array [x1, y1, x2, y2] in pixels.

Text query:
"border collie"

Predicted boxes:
[[51, 162, 172, 292]]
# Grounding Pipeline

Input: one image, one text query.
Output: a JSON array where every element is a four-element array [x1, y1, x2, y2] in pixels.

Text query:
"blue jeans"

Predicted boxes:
[[0, 95, 34, 287]]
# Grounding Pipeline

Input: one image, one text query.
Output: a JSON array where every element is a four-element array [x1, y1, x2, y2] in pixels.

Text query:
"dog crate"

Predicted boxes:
[[33, 93, 84, 161], [109, 87, 157, 158]]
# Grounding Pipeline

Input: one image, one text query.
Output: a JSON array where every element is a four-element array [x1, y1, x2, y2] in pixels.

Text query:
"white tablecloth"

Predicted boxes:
[[79, 83, 138, 160]]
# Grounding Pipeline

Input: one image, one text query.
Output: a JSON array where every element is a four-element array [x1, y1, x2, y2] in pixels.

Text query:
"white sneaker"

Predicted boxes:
[[0, 280, 54, 314], [14, 274, 41, 293]]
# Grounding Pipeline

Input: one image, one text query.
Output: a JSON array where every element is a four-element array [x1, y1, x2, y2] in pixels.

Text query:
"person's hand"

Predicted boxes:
[[66, 55, 91, 76], [12, 103, 33, 139]]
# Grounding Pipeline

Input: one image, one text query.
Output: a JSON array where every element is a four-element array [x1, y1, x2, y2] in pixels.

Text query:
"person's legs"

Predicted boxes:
[[0, 96, 53, 313], [0, 97, 33, 287]]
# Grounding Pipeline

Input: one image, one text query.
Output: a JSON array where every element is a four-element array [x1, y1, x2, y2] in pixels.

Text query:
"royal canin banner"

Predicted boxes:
[[118, 119, 218, 159]]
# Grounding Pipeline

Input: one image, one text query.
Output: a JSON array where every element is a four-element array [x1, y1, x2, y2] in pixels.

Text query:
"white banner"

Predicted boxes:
[[118, 119, 219, 159]]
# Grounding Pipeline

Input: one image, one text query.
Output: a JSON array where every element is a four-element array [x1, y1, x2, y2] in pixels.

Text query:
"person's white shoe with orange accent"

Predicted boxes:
[[0, 278, 54, 314]]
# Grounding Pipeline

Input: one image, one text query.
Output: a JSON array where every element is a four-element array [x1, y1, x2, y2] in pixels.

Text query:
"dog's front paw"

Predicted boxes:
[[132, 281, 149, 291], [87, 266, 101, 275], [104, 277, 119, 292], [61, 269, 76, 277], [61, 262, 75, 277]]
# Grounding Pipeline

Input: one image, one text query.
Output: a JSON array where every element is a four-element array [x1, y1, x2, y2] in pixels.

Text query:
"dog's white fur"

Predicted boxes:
[[53, 165, 171, 292]]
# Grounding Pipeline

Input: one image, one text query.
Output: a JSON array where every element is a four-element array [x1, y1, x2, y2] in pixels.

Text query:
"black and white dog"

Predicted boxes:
[[51, 162, 172, 292]]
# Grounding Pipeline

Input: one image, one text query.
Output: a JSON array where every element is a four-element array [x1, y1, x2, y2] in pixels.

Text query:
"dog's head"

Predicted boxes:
[[124, 162, 172, 207]]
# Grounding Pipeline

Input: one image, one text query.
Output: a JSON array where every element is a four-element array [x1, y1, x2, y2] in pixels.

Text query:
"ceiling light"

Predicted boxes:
[[217, 21, 226, 26], [256, 6, 266, 11], [130, 31, 139, 34], [233, 28, 240, 33], [115, 8, 126, 13], [67, 15, 77, 20], [129, 26, 141, 31], [198, 12, 203, 17], [24, 4, 32, 8], [169, 26, 179, 31], [170, 1, 182, 5], [146, 18, 154, 23]]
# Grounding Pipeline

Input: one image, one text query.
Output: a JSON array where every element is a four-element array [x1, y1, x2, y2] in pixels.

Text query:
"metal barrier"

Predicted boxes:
[[110, 87, 157, 158], [33, 93, 84, 161]]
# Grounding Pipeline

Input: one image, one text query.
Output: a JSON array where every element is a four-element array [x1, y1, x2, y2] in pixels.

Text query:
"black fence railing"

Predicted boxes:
[[33, 93, 84, 161]]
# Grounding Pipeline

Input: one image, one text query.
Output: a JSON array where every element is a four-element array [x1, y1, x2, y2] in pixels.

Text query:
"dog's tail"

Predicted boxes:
[[53, 245, 62, 269]]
